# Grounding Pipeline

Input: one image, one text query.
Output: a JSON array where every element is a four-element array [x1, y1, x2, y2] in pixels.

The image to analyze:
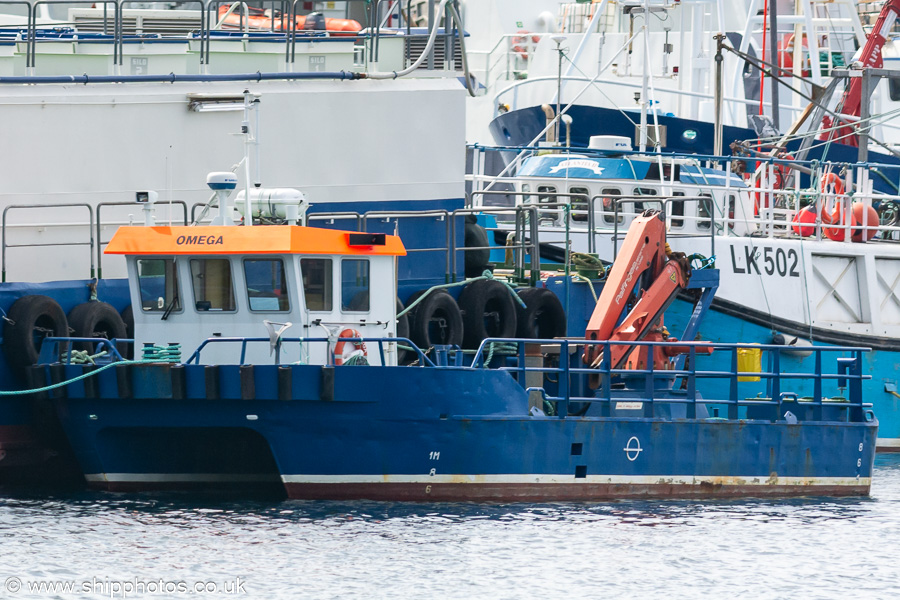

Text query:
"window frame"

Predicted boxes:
[[243, 258, 291, 313], [136, 257, 182, 314], [340, 257, 371, 313], [300, 257, 334, 313], [189, 258, 237, 313]]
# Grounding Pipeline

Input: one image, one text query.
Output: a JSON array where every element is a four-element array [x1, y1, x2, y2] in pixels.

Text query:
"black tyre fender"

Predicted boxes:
[[515, 287, 567, 339], [457, 279, 517, 349], [407, 290, 464, 349], [3, 295, 69, 368], [396, 297, 410, 363], [464, 222, 491, 278], [67, 301, 128, 352], [121, 305, 134, 340]]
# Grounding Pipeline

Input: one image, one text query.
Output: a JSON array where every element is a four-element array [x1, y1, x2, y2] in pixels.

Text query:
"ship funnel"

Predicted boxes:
[[207, 171, 238, 226]]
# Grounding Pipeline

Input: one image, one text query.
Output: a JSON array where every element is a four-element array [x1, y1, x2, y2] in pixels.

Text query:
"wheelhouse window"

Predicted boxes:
[[137, 258, 180, 312], [300, 258, 333, 311], [244, 259, 289, 312], [537, 185, 558, 222], [190, 259, 235, 311], [569, 186, 590, 222], [601, 187, 623, 224], [633, 187, 658, 214], [341, 259, 370, 312]]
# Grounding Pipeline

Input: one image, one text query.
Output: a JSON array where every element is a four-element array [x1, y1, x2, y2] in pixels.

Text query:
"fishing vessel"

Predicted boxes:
[[42, 172, 877, 498]]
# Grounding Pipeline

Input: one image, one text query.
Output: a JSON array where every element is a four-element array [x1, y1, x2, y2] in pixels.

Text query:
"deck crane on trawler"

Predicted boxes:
[[824, 0, 900, 147], [582, 209, 711, 377]]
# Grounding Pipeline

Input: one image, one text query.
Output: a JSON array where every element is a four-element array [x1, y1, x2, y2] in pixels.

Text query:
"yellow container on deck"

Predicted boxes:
[[737, 347, 762, 382]]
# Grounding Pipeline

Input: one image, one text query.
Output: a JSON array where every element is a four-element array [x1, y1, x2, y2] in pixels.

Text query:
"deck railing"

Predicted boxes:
[[472, 337, 873, 422]]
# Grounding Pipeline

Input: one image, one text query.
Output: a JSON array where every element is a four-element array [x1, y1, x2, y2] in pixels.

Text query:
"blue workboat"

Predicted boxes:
[[40, 175, 877, 499]]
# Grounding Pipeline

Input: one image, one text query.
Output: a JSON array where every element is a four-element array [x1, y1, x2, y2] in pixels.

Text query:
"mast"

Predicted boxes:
[[639, 0, 650, 152]]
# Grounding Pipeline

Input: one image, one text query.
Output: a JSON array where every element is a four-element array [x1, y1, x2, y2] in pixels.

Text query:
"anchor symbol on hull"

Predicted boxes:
[[623, 436, 643, 461]]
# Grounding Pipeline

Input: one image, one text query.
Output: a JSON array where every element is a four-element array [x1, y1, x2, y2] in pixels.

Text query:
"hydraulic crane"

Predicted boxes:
[[824, 0, 900, 146], [582, 210, 710, 377]]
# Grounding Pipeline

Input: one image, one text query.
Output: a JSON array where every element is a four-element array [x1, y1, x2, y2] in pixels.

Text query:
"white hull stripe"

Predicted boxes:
[[85, 473, 279, 483], [876, 438, 900, 448], [281, 474, 870, 487]]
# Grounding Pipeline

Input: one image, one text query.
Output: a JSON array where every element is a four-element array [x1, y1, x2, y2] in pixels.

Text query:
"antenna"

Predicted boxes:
[[207, 172, 238, 226]]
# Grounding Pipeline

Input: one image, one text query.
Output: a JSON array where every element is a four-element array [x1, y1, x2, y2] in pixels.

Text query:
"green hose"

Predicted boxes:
[[0, 343, 184, 396]]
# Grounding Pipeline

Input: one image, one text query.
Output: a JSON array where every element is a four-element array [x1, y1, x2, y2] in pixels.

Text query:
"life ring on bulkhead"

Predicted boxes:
[[818, 173, 854, 241], [511, 29, 540, 61], [2, 295, 69, 368], [752, 154, 794, 216], [333, 328, 368, 366]]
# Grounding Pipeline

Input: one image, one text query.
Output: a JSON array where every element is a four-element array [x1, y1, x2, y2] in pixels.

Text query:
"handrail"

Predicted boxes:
[[183, 335, 435, 367], [95, 201, 189, 279], [1, 203, 94, 282], [31, 0, 122, 69], [471, 337, 871, 421]]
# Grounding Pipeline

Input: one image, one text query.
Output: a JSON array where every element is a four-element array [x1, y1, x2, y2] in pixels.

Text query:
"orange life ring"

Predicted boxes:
[[511, 30, 540, 60], [818, 173, 854, 240], [777, 34, 811, 77], [333, 328, 367, 365], [752, 154, 793, 216]]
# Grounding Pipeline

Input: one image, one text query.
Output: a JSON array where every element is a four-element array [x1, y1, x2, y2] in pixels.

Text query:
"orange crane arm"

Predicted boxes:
[[582, 210, 692, 370]]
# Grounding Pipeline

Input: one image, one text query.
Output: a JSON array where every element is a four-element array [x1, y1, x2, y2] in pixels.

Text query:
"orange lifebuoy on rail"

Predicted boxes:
[[333, 328, 368, 365], [753, 154, 794, 216], [511, 29, 540, 60], [819, 172, 854, 240]]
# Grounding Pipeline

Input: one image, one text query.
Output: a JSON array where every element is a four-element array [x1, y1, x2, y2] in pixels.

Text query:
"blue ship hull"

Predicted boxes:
[[51, 361, 877, 500]]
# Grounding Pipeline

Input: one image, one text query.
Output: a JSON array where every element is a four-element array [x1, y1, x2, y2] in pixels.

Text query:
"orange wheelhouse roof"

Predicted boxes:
[[104, 225, 407, 257]]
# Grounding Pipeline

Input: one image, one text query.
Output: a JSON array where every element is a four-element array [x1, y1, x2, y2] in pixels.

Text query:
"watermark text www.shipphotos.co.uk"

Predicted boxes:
[[4, 576, 248, 598]]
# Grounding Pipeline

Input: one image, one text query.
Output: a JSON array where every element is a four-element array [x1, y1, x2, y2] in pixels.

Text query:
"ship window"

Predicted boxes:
[[569, 186, 590, 222], [300, 258, 333, 312], [633, 187, 658, 214], [891, 77, 900, 102], [341, 259, 370, 312], [537, 185, 558, 221], [601, 187, 623, 224], [244, 259, 289, 312], [698, 194, 713, 230], [190, 259, 236, 312], [670, 191, 686, 228], [137, 258, 180, 312]]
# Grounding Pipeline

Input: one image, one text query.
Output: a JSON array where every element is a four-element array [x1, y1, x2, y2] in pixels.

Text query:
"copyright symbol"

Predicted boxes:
[[5, 576, 21, 593]]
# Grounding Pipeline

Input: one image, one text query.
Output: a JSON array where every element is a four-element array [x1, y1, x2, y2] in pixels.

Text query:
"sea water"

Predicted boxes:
[[1, 456, 898, 599]]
